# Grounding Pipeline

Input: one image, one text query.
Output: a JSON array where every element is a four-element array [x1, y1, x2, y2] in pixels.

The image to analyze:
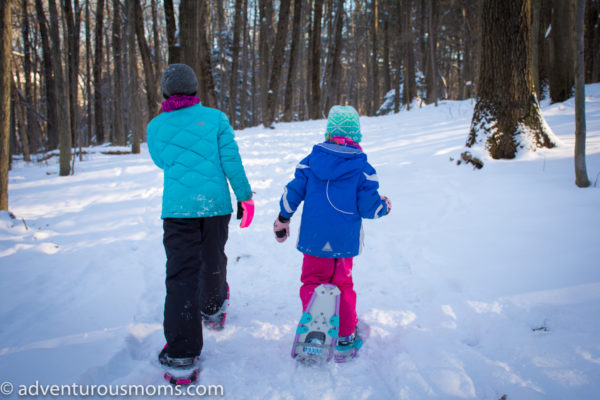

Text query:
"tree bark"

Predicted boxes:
[[63, 0, 81, 155], [85, 0, 92, 146], [465, 0, 556, 165], [0, 0, 11, 209], [283, 0, 303, 122], [229, 0, 244, 127], [258, 0, 273, 122], [323, 0, 344, 112], [94, 0, 105, 144], [530, 0, 541, 98], [310, 0, 324, 119], [263, 0, 292, 128], [426, 0, 438, 106], [402, 0, 416, 108], [549, 0, 575, 103], [127, 0, 142, 153], [134, 0, 159, 118], [48, 0, 72, 175], [35, 0, 59, 150], [163, 0, 179, 64], [240, 0, 250, 128], [179, 0, 217, 107], [575, 0, 590, 187], [112, 0, 125, 145], [370, 0, 380, 114]]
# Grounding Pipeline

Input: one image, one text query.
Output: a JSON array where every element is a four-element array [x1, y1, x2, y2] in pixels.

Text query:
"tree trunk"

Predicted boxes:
[[426, 0, 438, 106], [63, 0, 81, 156], [263, 0, 292, 128], [127, 0, 142, 153], [85, 0, 92, 146], [48, 0, 72, 175], [112, 0, 125, 145], [179, 0, 217, 108], [0, 0, 11, 210], [35, 0, 59, 150], [465, 0, 556, 165], [163, 0, 179, 64], [240, 0, 250, 128], [584, 0, 600, 83], [229, 0, 244, 127], [323, 0, 344, 112], [530, 0, 542, 98], [370, 0, 380, 115], [151, 0, 161, 75], [402, 0, 416, 108], [258, 0, 273, 123], [134, 0, 159, 118], [283, 0, 303, 122], [310, 0, 324, 119], [549, 0, 575, 103], [574, 0, 590, 187], [94, 0, 105, 144], [20, 0, 38, 154]]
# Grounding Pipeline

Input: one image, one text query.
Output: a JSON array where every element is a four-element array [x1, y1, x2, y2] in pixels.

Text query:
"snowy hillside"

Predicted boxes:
[[1, 85, 600, 399]]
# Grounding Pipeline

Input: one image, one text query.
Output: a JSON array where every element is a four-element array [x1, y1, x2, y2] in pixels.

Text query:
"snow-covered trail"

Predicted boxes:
[[1, 86, 600, 399]]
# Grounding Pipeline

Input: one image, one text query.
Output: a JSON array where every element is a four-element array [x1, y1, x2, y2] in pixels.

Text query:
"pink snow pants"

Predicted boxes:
[[300, 254, 357, 337]]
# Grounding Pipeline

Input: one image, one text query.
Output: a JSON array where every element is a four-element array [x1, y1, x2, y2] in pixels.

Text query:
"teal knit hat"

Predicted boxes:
[[325, 105, 362, 143]]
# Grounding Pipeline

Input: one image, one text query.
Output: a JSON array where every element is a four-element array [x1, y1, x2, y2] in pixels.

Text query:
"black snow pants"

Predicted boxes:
[[163, 214, 231, 358]]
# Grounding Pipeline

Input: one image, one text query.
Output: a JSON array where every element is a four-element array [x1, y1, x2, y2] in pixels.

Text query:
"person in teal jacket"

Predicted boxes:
[[147, 64, 253, 381]]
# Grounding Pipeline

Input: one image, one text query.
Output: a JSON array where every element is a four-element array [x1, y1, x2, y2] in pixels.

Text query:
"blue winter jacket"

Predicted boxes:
[[147, 103, 252, 218], [280, 142, 388, 258]]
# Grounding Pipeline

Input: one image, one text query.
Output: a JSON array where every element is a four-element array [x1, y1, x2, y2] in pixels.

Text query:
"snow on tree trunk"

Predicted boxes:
[[464, 0, 556, 167]]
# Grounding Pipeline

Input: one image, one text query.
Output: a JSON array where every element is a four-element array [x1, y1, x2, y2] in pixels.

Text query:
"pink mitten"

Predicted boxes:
[[273, 216, 290, 242], [240, 199, 255, 228], [381, 195, 392, 215]]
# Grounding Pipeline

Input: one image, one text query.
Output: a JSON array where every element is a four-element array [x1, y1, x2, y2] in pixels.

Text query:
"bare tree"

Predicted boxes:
[[94, 0, 106, 144], [63, 0, 81, 157], [0, 0, 11, 210], [134, 0, 159, 118], [179, 0, 217, 107], [229, 0, 244, 127], [310, 0, 324, 119], [283, 0, 303, 122], [111, 0, 125, 145], [575, 0, 590, 187], [49, 0, 72, 175], [263, 0, 292, 128], [164, 0, 179, 64], [549, 0, 575, 103], [126, 0, 142, 153], [323, 0, 345, 112], [35, 0, 59, 150]]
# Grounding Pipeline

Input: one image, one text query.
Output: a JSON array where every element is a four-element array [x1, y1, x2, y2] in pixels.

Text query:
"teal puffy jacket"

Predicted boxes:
[[147, 103, 252, 218]]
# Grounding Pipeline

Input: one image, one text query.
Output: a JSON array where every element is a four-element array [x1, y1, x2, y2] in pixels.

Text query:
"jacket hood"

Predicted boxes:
[[307, 142, 366, 181]]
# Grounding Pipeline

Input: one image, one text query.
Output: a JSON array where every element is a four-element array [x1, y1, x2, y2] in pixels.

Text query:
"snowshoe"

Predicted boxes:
[[333, 321, 368, 363], [291, 284, 341, 365], [202, 285, 230, 331], [158, 345, 200, 385]]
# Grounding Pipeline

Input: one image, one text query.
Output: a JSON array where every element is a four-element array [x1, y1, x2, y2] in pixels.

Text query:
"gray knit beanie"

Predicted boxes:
[[161, 64, 199, 98]]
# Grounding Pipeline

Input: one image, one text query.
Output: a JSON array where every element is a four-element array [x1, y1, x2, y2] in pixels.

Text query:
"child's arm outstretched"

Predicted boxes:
[[274, 157, 310, 242], [357, 163, 391, 219]]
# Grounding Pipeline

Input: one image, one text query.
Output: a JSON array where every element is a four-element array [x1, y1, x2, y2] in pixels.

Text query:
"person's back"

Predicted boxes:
[[148, 101, 251, 218]]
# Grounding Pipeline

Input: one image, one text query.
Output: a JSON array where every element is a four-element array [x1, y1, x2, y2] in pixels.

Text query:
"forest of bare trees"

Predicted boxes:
[[1, 0, 600, 183]]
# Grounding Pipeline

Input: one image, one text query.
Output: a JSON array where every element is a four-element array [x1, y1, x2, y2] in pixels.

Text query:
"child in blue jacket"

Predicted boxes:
[[147, 64, 253, 378], [274, 105, 391, 358]]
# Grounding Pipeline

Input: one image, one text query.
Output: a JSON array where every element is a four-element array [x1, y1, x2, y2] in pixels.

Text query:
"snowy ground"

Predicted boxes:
[[1, 85, 600, 399]]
